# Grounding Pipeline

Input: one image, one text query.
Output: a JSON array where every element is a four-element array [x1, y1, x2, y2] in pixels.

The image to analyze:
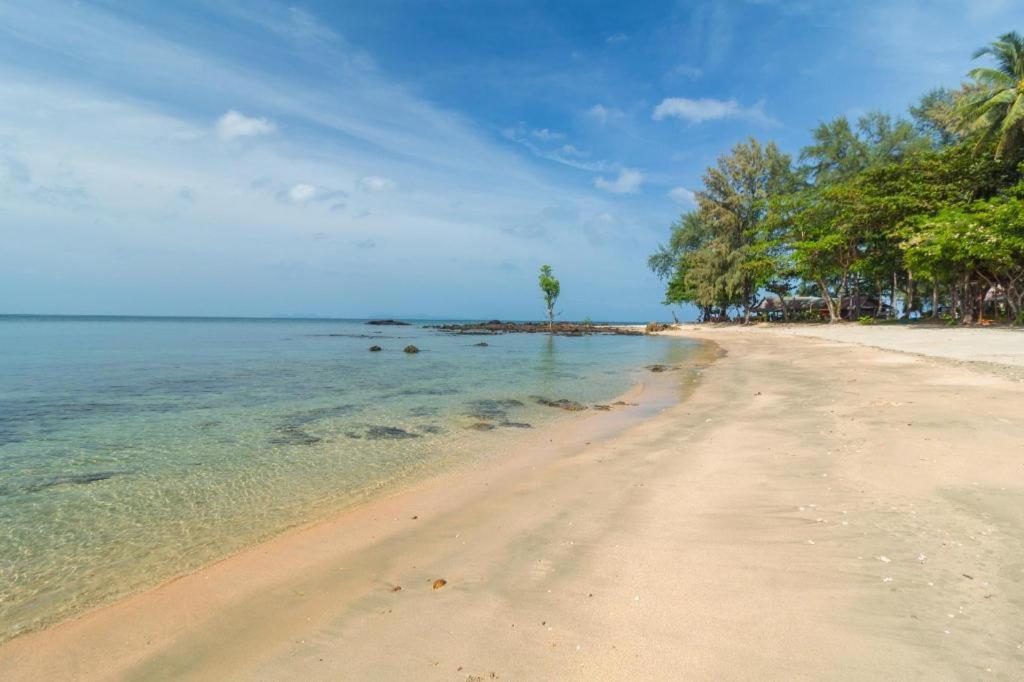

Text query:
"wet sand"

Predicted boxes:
[[2, 327, 1023, 680]]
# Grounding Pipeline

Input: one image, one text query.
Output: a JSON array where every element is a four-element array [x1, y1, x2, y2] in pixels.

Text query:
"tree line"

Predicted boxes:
[[649, 31, 1024, 325]]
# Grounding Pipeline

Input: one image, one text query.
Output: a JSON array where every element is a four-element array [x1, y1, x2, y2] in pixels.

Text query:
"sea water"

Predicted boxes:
[[0, 316, 696, 639]]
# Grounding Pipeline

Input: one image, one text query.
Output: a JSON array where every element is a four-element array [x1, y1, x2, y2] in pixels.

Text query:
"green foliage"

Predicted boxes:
[[858, 315, 876, 325], [538, 264, 560, 332]]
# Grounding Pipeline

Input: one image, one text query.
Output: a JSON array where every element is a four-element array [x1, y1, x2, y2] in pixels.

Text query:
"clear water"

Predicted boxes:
[[0, 316, 696, 640]]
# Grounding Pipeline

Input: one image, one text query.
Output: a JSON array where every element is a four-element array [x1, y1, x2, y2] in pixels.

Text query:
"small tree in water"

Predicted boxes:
[[538, 264, 560, 333]]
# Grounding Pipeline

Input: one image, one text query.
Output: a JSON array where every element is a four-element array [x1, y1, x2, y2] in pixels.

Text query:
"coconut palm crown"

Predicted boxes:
[[960, 31, 1024, 159]]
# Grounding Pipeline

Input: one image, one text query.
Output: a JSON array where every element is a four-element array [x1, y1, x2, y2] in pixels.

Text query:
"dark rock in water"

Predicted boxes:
[[369, 345, 382, 352], [646, 364, 675, 373], [404, 345, 420, 354], [593, 404, 612, 411], [499, 421, 533, 429], [270, 425, 322, 446], [364, 425, 420, 440], [613, 400, 639, 407], [408, 406, 439, 417], [473, 342, 489, 347], [418, 424, 443, 434], [465, 398, 525, 420], [280, 405, 358, 428], [535, 397, 588, 411], [467, 422, 497, 431], [366, 319, 410, 326], [20, 470, 128, 493]]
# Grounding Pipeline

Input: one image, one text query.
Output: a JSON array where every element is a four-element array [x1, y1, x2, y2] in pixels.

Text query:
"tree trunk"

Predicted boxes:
[[875, 278, 885, 318], [904, 271, 915, 319], [890, 271, 899, 319], [818, 279, 840, 323], [932, 280, 940, 319]]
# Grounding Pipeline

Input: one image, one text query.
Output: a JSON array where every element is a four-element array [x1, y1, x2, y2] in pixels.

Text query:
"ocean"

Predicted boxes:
[[0, 315, 696, 639]]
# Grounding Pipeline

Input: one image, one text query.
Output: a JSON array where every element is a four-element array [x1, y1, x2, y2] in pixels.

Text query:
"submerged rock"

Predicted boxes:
[[473, 341, 489, 347], [465, 398, 525, 420], [19, 470, 128, 494], [499, 421, 533, 429], [365, 425, 420, 440], [593, 404, 612, 411], [535, 397, 588, 411], [270, 425, 322, 446], [646, 364, 675, 373], [369, 345, 382, 352], [404, 345, 420, 354], [467, 422, 497, 431]]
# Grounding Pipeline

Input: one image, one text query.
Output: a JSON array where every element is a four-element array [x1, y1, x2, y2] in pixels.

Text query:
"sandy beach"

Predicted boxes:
[[2, 325, 1023, 680]]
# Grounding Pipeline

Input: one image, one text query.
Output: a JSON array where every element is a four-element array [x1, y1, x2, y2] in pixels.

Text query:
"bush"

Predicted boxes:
[[858, 315, 876, 325]]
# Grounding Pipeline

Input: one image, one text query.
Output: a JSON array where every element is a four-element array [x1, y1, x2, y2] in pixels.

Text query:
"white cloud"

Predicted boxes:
[[668, 187, 696, 205], [651, 97, 776, 126], [216, 110, 276, 141], [560, 144, 586, 157], [605, 33, 628, 45], [288, 183, 317, 203], [585, 104, 624, 126], [359, 176, 396, 191], [594, 169, 643, 194]]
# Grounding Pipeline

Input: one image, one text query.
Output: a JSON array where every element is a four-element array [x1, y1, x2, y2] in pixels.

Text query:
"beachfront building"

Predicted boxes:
[[751, 293, 892, 321]]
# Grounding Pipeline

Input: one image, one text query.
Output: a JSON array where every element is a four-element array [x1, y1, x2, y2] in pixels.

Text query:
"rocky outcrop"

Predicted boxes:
[[430, 321, 643, 336], [404, 345, 420, 354], [366, 319, 410, 326], [369, 345, 382, 352]]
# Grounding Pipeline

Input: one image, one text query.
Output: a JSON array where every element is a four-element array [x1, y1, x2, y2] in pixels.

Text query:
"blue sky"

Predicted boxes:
[[0, 0, 1018, 320]]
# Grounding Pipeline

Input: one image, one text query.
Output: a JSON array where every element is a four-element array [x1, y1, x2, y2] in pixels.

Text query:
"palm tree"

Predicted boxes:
[[961, 31, 1024, 159]]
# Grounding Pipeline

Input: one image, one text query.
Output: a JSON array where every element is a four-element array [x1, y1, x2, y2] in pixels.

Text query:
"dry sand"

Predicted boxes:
[[2, 325, 1023, 680]]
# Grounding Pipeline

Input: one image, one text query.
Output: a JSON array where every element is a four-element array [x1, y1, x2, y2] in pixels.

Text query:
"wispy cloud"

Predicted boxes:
[[503, 124, 613, 172], [605, 33, 629, 45], [287, 183, 317, 203], [584, 104, 625, 126], [216, 110, 276, 141], [667, 186, 696, 205], [530, 128, 564, 141], [595, 169, 643, 194], [359, 176, 396, 191], [652, 97, 777, 126], [669, 64, 703, 79]]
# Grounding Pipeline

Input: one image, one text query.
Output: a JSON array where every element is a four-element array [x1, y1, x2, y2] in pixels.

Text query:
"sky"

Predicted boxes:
[[0, 0, 1019, 320]]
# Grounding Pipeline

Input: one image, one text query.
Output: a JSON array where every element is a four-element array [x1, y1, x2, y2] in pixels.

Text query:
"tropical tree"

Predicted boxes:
[[960, 31, 1024, 159], [910, 88, 963, 148], [696, 137, 795, 322], [538, 265, 560, 333]]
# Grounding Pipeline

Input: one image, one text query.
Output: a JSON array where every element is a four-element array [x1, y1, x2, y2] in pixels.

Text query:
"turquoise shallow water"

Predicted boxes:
[[0, 316, 696, 640]]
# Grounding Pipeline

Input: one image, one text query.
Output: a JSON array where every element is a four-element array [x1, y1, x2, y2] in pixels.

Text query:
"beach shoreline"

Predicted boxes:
[[3, 327, 1023, 679]]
